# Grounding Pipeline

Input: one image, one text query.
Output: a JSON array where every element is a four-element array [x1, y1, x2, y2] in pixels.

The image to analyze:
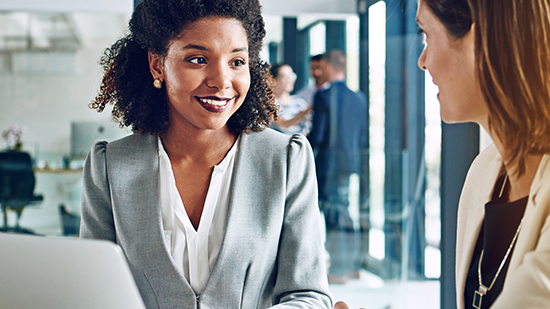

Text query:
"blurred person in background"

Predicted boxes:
[[308, 50, 368, 284], [295, 54, 330, 110], [269, 63, 312, 135]]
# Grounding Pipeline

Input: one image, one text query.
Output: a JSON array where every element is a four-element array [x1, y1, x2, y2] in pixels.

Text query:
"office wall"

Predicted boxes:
[[0, 39, 120, 158], [0, 35, 125, 235]]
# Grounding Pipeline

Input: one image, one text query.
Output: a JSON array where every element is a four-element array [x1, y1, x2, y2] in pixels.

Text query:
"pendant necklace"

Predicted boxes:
[[473, 174, 524, 309]]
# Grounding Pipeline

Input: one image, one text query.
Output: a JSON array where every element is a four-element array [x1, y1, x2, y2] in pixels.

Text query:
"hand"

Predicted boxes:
[[334, 301, 349, 309], [334, 301, 365, 309]]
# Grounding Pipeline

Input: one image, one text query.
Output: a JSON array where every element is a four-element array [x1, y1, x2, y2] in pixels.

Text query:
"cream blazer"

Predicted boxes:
[[456, 144, 550, 308]]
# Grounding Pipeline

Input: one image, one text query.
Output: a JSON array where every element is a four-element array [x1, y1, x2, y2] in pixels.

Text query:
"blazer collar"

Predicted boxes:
[[507, 153, 550, 272], [456, 146, 503, 300]]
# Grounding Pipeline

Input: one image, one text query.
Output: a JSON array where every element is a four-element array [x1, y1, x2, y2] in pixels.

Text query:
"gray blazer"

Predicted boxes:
[[80, 129, 332, 309]]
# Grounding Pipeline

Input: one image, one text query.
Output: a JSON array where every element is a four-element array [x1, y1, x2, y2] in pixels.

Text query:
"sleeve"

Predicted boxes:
[[79, 141, 116, 242], [308, 91, 328, 150], [271, 134, 333, 309], [293, 96, 310, 110], [491, 203, 550, 308]]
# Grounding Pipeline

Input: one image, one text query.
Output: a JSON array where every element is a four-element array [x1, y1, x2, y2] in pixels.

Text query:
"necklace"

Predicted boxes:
[[473, 174, 524, 309]]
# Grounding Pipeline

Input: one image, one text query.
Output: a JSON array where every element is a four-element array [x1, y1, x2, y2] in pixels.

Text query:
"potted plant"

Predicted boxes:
[[2, 126, 24, 151]]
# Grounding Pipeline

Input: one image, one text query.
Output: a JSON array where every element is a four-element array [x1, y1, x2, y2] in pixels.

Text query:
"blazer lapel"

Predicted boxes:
[[456, 149, 502, 302], [108, 134, 189, 282], [506, 154, 550, 275], [109, 134, 165, 246], [201, 132, 254, 302]]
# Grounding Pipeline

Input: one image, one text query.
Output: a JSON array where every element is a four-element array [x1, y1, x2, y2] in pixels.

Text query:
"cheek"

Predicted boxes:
[[165, 70, 194, 97], [236, 72, 251, 99], [425, 52, 443, 78], [165, 81, 190, 105]]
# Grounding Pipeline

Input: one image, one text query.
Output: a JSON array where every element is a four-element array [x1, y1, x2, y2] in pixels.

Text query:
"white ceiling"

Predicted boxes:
[[0, 0, 133, 13], [0, 0, 358, 15], [0, 11, 129, 51], [0, 0, 357, 53]]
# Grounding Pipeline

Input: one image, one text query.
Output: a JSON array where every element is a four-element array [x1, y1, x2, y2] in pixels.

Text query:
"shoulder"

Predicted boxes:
[[295, 85, 313, 96], [240, 128, 311, 153], [235, 130, 315, 185], [106, 133, 155, 151], [340, 83, 366, 103], [459, 143, 501, 205], [467, 143, 500, 176], [239, 129, 313, 167], [355, 89, 367, 101], [529, 152, 550, 199], [87, 133, 157, 168], [103, 133, 156, 156], [313, 88, 330, 105]]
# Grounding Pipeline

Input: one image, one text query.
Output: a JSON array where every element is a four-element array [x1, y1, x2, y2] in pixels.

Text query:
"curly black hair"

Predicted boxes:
[[91, 0, 276, 135]]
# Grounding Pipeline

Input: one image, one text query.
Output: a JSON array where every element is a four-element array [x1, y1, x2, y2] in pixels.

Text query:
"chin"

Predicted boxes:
[[439, 109, 458, 124]]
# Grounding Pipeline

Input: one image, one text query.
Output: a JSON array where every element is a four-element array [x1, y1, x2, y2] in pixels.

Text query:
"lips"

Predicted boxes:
[[196, 96, 233, 113]]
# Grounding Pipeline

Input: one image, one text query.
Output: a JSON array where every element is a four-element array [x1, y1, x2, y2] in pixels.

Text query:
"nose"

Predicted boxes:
[[206, 62, 231, 90], [418, 47, 427, 71]]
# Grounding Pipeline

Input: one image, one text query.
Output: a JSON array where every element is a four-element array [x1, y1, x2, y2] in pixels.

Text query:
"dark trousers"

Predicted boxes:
[[320, 173, 361, 276]]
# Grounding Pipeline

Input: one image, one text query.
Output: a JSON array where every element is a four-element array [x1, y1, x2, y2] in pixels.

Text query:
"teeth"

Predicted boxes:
[[199, 98, 228, 106]]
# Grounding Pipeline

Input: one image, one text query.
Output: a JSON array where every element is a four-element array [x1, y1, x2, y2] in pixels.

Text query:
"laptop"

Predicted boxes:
[[0, 233, 146, 309]]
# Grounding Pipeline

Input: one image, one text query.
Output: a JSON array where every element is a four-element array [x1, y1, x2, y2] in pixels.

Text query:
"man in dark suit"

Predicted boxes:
[[308, 50, 368, 284]]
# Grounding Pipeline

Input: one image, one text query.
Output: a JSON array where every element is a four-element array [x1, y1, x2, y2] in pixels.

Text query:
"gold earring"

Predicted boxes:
[[153, 79, 162, 89]]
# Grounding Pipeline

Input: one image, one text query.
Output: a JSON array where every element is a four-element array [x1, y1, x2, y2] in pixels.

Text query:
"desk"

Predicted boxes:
[[34, 167, 83, 174], [12, 168, 83, 236]]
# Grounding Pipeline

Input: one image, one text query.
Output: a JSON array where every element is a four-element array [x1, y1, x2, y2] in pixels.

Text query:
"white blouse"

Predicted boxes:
[[158, 137, 238, 294]]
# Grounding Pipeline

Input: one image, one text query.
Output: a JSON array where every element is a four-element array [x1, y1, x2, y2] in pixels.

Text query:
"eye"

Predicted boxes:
[[231, 59, 246, 67], [189, 57, 207, 64], [417, 27, 427, 45]]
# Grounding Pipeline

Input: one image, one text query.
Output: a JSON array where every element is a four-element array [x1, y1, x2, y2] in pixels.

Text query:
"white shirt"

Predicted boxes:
[[158, 137, 238, 294], [295, 82, 330, 105]]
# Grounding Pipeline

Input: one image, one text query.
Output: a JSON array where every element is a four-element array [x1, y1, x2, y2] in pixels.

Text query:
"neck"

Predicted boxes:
[[504, 154, 542, 201], [330, 72, 346, 83], [160, 123, 237, 165], [490, 132, 543, 201]]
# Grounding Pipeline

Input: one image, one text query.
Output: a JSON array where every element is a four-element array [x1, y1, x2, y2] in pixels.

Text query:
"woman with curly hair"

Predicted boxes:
[[80, 0, 332, 307]]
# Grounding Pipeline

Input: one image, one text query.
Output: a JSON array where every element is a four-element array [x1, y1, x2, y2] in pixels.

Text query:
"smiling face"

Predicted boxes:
[[416, 0, 487, 125], [149, 17, 250, 134]]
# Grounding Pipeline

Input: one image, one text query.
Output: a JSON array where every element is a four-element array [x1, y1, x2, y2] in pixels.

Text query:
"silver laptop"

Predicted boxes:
[[0, 233, 146, 309]]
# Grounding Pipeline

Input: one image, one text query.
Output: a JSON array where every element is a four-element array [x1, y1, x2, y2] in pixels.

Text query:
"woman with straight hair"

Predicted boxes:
[[80, 0, 332, 307], [416, 0, 550, 308]]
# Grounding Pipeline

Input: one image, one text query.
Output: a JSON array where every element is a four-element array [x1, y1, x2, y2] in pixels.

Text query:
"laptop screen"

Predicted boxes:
[[0, 233, 145, 309]]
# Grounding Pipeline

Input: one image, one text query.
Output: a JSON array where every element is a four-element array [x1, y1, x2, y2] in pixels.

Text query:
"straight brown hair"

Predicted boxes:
[[425, 0, 550, 176]]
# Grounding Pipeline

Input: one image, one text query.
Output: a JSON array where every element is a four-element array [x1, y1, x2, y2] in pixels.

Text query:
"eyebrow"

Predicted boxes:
[[182, 44, 248, 53]]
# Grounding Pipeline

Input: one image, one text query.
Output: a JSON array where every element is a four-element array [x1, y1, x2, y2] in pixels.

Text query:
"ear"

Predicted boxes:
[[466, 22, 475, 38], [148, 51, 164, 81], [464, 23, 475, 55]]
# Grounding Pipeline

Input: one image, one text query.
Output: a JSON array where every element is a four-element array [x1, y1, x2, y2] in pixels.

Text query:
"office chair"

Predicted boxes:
[[59, 204, 80, 236], [0, 150, 43, 234]]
